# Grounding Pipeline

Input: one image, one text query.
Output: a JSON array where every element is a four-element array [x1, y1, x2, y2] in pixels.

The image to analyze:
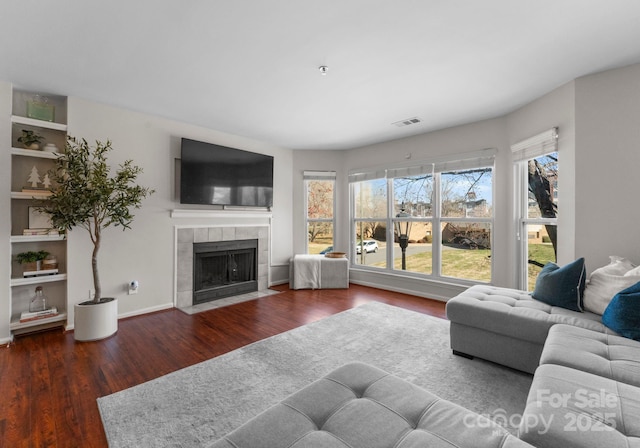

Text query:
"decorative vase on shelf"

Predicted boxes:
[[29, 286, 47, 312], [44, 143, 59, 153]]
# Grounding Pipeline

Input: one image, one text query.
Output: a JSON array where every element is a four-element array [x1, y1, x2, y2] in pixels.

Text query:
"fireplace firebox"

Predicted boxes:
[[193, 239, 258, 305]]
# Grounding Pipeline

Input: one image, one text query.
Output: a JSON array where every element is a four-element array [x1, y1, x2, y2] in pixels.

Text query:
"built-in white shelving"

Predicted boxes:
[[11, 115, 67, 131], [10, 312, 68, 332], [11, 147, 61, 159], [8, 89, 69, 336], [10, 273, 67, 287], [10, 234, 65, 243], [11, 191, 52, 200]]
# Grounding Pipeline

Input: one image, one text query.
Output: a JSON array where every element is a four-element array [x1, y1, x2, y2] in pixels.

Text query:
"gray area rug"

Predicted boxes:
[[98, 302, 532, 447]]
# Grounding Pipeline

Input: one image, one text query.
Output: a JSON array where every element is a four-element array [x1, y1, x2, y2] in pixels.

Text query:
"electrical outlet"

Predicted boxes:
[[128, 280, 139, 295]]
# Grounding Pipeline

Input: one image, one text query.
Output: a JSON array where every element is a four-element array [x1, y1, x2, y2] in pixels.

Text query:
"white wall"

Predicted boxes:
[[575, 63, 640, 270], [506, 81, 576, 282], [62, 97, 293, 327], [0, 81, 12, 343]]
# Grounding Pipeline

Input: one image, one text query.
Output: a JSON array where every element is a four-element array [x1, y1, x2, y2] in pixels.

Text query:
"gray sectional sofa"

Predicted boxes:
[[446, 284, 640, 448], [445, 284, 611, 374], [207, 281, 639, 447]]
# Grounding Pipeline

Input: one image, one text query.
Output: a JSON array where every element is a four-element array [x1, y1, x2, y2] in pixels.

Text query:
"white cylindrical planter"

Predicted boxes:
[[74, 297, 118, 341]]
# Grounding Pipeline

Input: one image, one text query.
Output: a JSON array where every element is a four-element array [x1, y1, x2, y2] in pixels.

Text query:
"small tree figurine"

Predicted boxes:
[[39, 136, 154, 303], [27, 166, 42, 187]]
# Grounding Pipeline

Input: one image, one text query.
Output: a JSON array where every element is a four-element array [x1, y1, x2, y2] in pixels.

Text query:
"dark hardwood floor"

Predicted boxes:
[[0, 284, 447, 447]]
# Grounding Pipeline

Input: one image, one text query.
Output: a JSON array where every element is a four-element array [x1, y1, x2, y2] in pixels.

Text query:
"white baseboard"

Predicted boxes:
[[269, 279, 289, 286], [118, 302, 175, 320], [348, 279, 450, 302]]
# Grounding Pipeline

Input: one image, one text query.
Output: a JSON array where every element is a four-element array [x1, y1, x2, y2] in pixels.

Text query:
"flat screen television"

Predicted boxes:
[[180, 138, 274, 207]]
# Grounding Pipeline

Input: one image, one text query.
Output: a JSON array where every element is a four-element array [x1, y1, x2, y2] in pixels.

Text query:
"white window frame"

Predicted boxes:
[[304, 171, 336, 254], [435, 166, 494, 281], [349, 149, 495, 283], [512, 128, 559, 290]]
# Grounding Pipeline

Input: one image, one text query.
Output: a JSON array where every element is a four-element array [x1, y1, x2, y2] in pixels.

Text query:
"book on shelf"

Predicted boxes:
[[20, 307, 59, 323], [21, 188, 52, 196], [22, 228, 50, 236]]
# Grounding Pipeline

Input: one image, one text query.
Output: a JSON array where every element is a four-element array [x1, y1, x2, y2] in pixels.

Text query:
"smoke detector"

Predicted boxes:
[[318, 65, 329, 75]]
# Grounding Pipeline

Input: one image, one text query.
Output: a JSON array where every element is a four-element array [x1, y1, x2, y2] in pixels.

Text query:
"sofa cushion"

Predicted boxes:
[[209, 362, 535, 448], [602, 281, 640, 341], [532, 258, 586, 312], [584, 256, 639, 315], [540, 324, 640, 387], [519, 364, 640, 448]]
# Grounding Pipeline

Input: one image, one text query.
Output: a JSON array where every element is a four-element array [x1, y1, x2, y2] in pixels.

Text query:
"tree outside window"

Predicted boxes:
[[524, 152, 558, 290], [306, 178, 335, 254], [440, 168, 492, 281]]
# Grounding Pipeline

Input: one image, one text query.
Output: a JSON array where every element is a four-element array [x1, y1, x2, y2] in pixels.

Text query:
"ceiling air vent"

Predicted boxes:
[[392, 117, 422, 127]]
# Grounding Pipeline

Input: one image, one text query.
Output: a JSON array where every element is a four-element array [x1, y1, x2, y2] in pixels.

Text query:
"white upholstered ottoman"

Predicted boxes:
[[289, 254, 349, 290]]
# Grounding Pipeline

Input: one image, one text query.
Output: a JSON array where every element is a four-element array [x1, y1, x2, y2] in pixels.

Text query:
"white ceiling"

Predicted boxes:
[[2, 1, 640, 150]]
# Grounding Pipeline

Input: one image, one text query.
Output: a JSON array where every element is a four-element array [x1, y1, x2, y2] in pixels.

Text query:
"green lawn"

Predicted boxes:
[[396, 243, 553, 285], [387, 248, 491, 282], [309, 239, 554, 287]]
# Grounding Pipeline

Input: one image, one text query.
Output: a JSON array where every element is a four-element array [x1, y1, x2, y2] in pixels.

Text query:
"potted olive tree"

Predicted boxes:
[[40, 136, 153, 341]]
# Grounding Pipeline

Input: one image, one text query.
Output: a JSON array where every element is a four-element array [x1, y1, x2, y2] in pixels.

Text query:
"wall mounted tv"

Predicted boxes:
[[180, 138, 274, 207]]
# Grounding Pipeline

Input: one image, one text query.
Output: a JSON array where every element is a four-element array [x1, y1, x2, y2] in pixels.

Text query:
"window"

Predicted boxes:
[[305, 171, 335, 254], [512, 128, 559, 291], [352, 172, 387, 267], [349, 149, 495, 282], [439, 167, 493, 282], [391, 166, 434, 274]]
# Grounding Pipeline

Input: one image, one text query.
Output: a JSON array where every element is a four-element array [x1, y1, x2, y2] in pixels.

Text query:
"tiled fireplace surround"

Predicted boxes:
[[175, 225, 269, 308]]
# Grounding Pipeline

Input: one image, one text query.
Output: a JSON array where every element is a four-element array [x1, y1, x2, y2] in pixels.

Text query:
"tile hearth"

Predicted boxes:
[[178, 289, 281, 315]]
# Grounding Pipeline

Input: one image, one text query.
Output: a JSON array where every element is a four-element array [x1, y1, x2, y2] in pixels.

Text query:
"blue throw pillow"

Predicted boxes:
[[602, 281, 640, 341], [531, 258, 586, 312]]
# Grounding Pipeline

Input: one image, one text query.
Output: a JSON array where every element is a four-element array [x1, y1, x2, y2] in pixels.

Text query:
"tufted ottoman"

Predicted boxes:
[[446, 285, 609, 373], [540, 324, 640, 387], [209, 362, 534, 448]]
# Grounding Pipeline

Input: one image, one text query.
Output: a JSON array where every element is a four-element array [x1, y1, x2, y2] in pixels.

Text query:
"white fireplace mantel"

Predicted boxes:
[[170, 209, 273, 219]]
